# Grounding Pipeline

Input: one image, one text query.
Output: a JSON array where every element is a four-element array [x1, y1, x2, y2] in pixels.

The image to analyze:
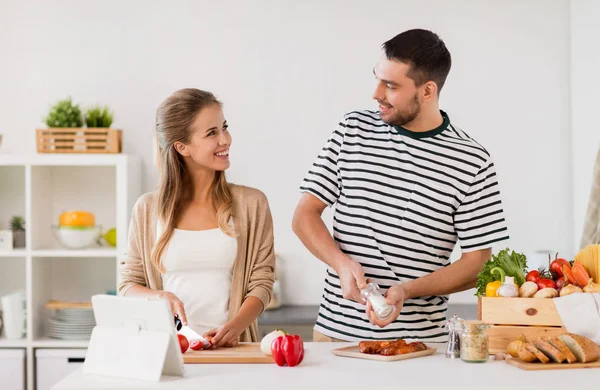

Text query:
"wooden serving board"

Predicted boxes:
[[507, 358, 600, 370], [183, 343, 274, 364], [331, 344, 436, 362]]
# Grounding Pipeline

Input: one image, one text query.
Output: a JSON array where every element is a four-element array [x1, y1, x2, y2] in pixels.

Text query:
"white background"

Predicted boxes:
[[1, 0, 597, 305]]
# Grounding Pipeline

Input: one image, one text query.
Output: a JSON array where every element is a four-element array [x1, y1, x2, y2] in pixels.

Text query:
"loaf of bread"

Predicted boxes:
[[558, 333, 599, 363], [523, 343, 550, 364], [534, 338, 566, 363], [547, 337, 578, 364]]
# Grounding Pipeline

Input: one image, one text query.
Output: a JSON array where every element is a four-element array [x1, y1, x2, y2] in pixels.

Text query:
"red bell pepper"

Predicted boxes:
[[271, 334, 304, 367]]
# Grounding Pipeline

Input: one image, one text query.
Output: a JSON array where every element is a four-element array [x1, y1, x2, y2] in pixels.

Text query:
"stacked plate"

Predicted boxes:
[[47, 308, 96, 340]]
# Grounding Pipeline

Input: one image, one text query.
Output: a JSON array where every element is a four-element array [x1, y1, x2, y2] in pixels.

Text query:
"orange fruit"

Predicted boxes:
[[59, 211, 95, 227]]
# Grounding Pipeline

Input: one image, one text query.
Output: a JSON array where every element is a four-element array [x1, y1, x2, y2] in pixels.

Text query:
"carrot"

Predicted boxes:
[[572, 263, 590, 287], [562, 264, 577, 286]]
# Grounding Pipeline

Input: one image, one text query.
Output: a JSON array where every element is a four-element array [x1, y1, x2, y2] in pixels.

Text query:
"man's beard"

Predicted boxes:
[[379, 94, 421, 126]]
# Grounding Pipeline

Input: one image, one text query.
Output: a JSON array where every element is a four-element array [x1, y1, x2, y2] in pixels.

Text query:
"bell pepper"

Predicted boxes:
[[485, 267, 506, 297], [271, 334, 304, 367]]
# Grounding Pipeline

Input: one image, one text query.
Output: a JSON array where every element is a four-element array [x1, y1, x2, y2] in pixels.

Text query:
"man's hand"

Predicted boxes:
[[203, 321, 244, 348], [365, 284, 406, 328], [336, 257, 367, 303]]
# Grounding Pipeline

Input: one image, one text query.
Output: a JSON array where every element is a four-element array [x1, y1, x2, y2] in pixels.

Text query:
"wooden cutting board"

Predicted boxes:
[[506, 358, 600, 370], [183, 343, 274, 364], [331, 344, 437, 362]]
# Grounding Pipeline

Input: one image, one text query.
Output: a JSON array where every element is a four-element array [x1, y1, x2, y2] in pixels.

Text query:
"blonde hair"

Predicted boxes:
[[151, 88, 234, 272]]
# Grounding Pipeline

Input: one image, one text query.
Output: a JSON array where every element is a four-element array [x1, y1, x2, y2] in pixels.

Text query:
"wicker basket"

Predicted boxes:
[[36, 128, 122, 154]]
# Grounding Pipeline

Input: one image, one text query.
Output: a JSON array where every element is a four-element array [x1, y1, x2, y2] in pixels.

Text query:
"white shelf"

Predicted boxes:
[[31, 249, 117, 258], [32, 338, 89, 348], [0, 249, 27, 257], [0, 338, 28, 348], [0, 154, 130, 166], [0, 154, 142, 390]]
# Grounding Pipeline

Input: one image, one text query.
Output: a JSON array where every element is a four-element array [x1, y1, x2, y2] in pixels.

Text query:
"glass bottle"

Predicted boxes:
[[360, 282, 393, 319]]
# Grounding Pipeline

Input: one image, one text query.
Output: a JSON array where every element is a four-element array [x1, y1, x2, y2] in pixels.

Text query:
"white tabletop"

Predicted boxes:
[[53, 343, 599, 390]]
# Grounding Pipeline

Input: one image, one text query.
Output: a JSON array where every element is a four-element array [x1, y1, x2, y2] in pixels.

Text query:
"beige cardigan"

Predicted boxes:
[[118, 184, 275, 342]]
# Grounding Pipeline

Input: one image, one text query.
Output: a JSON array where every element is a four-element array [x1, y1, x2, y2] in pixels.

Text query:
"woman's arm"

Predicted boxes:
[[118, 194, 189, 324], [204, 192, 276, 347]]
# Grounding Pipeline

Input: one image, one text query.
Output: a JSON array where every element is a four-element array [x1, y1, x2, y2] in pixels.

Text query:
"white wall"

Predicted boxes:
[[570, 0, 600, 252], [0, 0, 573, 304]]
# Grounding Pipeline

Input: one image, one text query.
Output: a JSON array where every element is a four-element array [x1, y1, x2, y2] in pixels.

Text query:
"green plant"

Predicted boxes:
[[85, 105, 114, 128], [10, 216, 25, 231], [44, 97, 83, 128]]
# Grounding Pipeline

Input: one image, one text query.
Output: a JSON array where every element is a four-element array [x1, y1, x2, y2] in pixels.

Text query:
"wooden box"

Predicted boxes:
[[478, 297, 565, 354], [36, 128, 122, 154]]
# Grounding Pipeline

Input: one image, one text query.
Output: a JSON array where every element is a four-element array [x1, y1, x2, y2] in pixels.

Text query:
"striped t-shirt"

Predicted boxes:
[[300, 109, 509, 343]]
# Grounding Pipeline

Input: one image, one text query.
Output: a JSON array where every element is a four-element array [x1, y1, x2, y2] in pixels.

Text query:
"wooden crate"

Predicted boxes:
[[36, 128, 122, 154], [478, 297, 565, 354]]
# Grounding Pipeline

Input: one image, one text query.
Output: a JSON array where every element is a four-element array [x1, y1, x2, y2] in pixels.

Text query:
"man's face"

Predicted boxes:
[[372, 57, 421, 126]]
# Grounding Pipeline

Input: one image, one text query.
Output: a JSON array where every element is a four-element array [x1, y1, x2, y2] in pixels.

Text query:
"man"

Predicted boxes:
[[292, 29, 509, 343]]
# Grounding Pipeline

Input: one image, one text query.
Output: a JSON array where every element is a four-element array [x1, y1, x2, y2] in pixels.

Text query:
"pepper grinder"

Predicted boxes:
[[445, 314, 461, 359]]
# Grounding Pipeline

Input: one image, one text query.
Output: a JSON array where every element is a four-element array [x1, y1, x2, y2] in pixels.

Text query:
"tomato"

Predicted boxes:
[[526, 270, 541, 283], [189, 339, 212, 351], [536, 278, 556, 290], [550, 258, 570, 279], [177, 334, 189, 354]]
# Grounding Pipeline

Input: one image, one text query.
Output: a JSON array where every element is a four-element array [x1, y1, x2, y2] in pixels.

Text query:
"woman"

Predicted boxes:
[[118, 88, 275, 348]]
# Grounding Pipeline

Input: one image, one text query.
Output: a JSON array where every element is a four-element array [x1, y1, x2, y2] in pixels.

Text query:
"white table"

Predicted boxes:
[[53, 343, 599, 390]]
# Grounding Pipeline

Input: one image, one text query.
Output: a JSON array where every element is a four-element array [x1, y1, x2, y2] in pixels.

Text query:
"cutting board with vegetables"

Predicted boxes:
[[506, 358, 600, 370], [183, 343, 274, 364], [331, 345, 436, 362]]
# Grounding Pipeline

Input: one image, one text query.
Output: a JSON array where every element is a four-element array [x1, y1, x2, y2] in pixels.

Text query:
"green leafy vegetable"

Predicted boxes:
[[475, 248, 528, 297]]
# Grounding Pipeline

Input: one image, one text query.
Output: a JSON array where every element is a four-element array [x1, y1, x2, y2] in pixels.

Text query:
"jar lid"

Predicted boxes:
[[460, 320, 489, 331]]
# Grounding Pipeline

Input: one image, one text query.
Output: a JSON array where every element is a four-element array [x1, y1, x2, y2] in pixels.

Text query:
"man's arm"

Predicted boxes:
[[366, 248, 490, 327], [292, 193, 367, 302], [402, 248, 491, 299]]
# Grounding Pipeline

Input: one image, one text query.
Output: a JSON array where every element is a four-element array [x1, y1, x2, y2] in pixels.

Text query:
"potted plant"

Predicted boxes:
[[43, 97, 84, 128], [85, 105, 114, 128], [37, 98, 122, 154], [10, 216, 25, 248]]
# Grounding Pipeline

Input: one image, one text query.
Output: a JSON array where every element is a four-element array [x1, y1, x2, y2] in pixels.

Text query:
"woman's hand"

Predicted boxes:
[[203, 321, 244, 348], [158, 291, 188, 326]]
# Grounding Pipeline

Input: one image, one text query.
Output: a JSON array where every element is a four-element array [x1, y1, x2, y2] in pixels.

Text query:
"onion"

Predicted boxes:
[[583, 278, 600, 293], [559, 284, 583, 296], [260, 329, 286, 355], [506, 334, 527, 358]]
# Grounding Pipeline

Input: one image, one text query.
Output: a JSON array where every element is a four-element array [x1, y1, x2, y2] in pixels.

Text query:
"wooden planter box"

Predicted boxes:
[[36, 128, 122, 154], [478, 297, 565, 354]]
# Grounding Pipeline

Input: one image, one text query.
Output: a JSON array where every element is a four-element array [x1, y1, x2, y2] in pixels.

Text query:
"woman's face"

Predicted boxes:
[[174, 104, 232, 172]]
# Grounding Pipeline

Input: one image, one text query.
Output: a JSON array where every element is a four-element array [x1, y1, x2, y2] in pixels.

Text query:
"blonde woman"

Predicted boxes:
[[118, 88, 275, 348]]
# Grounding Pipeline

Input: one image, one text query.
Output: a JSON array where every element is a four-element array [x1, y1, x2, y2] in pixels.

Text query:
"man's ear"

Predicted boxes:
[[421, 81, 438, 102], [173, 141, 190, 157]]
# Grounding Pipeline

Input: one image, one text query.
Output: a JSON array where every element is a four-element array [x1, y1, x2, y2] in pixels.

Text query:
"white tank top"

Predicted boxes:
[[159, 221, 237, 336]]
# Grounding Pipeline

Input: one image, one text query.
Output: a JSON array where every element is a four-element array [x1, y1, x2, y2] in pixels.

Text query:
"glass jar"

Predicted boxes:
[[458, 320, 489, 363], [360, 282, 393, 319]]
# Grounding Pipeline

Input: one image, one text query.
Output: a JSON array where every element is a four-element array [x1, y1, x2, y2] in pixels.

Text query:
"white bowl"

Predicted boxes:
[[52, 226, 101, 249]]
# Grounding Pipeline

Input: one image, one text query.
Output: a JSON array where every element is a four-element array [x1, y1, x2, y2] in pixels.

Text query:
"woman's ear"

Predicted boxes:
[[173, 141, 190, 157]]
